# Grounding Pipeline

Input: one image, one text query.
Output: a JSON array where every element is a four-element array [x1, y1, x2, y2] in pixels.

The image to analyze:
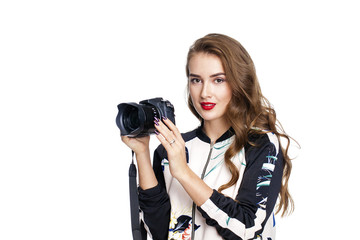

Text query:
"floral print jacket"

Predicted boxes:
[[138, 126, 283, 240]]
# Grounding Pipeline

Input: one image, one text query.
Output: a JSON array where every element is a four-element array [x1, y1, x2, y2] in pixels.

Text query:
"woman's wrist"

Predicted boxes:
[[173, 165, 192, 182], [135, 149, 150, 162], [174, 166, 213, 206], [135, 149, 158, 190]]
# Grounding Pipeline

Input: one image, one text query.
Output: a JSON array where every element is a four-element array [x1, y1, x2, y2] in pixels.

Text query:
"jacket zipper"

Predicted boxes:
[[191, 142, 214, 240]]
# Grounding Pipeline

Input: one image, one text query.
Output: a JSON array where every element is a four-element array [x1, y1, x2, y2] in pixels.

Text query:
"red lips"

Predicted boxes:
[[200, 102, 216, 110]]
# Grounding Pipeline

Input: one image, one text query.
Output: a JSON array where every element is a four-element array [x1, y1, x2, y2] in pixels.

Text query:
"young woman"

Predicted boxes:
[[122, 33, 293, 240]]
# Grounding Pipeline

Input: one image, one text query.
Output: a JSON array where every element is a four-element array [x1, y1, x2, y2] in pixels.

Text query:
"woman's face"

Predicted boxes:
[[188, 53, 232, 125]]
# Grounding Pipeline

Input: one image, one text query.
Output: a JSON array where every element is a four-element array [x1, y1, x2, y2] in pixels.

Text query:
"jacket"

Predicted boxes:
[[138, 126, 283, 240]]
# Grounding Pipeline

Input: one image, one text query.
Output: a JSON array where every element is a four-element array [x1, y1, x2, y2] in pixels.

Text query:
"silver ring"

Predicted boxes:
[[169, 139, 176, 145]]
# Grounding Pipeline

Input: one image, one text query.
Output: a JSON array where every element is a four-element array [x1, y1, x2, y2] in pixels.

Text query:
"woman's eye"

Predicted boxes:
[[190, 78, 201, 83], [214, 78, 225, 83]]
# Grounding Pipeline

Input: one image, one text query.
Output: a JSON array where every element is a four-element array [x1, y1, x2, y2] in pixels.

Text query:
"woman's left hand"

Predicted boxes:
[[154, 116, 213, 206], [154, 117, 189, 180]]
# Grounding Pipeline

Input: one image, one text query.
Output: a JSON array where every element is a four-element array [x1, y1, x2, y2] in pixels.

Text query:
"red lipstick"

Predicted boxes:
[[201, 102, 216, 110]]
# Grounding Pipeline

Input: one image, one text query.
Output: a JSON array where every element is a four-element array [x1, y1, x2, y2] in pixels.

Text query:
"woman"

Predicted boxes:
[[122, 33, 294, 240]]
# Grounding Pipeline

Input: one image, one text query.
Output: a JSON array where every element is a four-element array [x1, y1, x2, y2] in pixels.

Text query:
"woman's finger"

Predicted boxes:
[[160, 117, 182, 140], [154, 118, 178, 147], [155, 128, 177, 152]]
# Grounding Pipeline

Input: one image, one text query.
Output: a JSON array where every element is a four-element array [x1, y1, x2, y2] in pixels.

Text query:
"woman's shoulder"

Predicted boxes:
[[246, 130, 280, 156]]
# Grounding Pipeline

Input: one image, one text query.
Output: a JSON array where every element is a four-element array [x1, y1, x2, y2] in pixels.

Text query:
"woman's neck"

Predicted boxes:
[[203, 119, 231, 143]]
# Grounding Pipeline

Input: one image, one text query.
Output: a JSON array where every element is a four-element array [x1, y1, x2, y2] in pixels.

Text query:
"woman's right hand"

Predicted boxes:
[[121, 135, 150, 156]]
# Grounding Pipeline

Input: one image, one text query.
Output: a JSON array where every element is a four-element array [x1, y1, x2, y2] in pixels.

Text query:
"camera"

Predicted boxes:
[[116, 97, 175, 137]]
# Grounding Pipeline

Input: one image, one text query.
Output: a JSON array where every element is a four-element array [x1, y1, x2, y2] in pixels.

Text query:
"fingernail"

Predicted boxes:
[[154, 130, 160, 135], [154, 120, 159, 126], [162, 116, 167, 120], [154, 117, 160, 122]]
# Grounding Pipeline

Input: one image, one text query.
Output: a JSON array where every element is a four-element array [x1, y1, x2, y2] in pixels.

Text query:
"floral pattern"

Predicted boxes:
[[168, 215, 200, 240]]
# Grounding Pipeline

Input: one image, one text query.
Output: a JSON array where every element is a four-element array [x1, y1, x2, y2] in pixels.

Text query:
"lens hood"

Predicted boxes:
[[116, 102, 146, 137]]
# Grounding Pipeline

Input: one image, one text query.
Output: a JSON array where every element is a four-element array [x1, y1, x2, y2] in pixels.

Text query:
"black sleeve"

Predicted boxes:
[[138, 146, 170, 240], [197, 134, 283, 239]]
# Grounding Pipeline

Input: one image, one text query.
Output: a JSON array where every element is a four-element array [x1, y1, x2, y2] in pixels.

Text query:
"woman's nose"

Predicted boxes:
[[200, 82, 212, 99]]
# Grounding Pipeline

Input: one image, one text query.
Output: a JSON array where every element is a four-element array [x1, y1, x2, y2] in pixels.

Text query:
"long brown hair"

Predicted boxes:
[[186, 33, 294, 216]]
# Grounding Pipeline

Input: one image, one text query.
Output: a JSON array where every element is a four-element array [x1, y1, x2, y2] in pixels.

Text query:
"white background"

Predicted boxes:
[[1, 1, 359, 239]]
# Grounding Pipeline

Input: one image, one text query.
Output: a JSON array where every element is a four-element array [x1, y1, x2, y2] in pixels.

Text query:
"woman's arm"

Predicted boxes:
[[198, 134, 283, 239], [121, 136, 158, 190], [173, 165, 213, 206], [138, 146, 171, 240], [134, 149, 158, 190], [121, 135, 170, 239], [121, 135, 158, 190]]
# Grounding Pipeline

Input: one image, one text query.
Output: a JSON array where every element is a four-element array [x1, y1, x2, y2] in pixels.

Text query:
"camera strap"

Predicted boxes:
[[129, 151, 147, 240]]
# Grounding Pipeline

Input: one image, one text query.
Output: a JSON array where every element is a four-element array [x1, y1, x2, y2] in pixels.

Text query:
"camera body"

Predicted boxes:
[[116, 97, 175, 137]]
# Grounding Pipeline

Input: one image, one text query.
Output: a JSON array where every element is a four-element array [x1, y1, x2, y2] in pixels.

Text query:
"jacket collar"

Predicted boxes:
[[195, 123, 234, 144]]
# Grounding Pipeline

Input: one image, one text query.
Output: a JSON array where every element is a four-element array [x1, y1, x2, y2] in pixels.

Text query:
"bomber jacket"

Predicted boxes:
[[138, 126, 283, 240]]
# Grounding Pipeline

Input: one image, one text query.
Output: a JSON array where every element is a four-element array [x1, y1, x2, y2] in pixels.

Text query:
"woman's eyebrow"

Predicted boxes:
[[189, 72, 225, 78], [189, 73, 201, 78], [210, 72, 226, 77]]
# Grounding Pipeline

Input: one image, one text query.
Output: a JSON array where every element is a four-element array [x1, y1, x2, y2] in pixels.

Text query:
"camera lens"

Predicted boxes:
[[126, 109, 140, 131], [122, 106, 140, 132]]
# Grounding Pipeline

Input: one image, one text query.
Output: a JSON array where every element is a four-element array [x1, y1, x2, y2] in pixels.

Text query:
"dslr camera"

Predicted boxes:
[[116, 97, 175, 137]]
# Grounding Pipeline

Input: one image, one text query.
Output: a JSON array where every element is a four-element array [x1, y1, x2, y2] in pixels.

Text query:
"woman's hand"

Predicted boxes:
[[154, 117, 189, 180], [154, 117, 213, 206], [121, 135, 150, 155], [121, 135, 151, 167]]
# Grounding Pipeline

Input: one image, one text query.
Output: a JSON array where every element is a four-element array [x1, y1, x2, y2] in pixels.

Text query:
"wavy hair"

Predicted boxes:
[[186, 33, 294, 216]]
